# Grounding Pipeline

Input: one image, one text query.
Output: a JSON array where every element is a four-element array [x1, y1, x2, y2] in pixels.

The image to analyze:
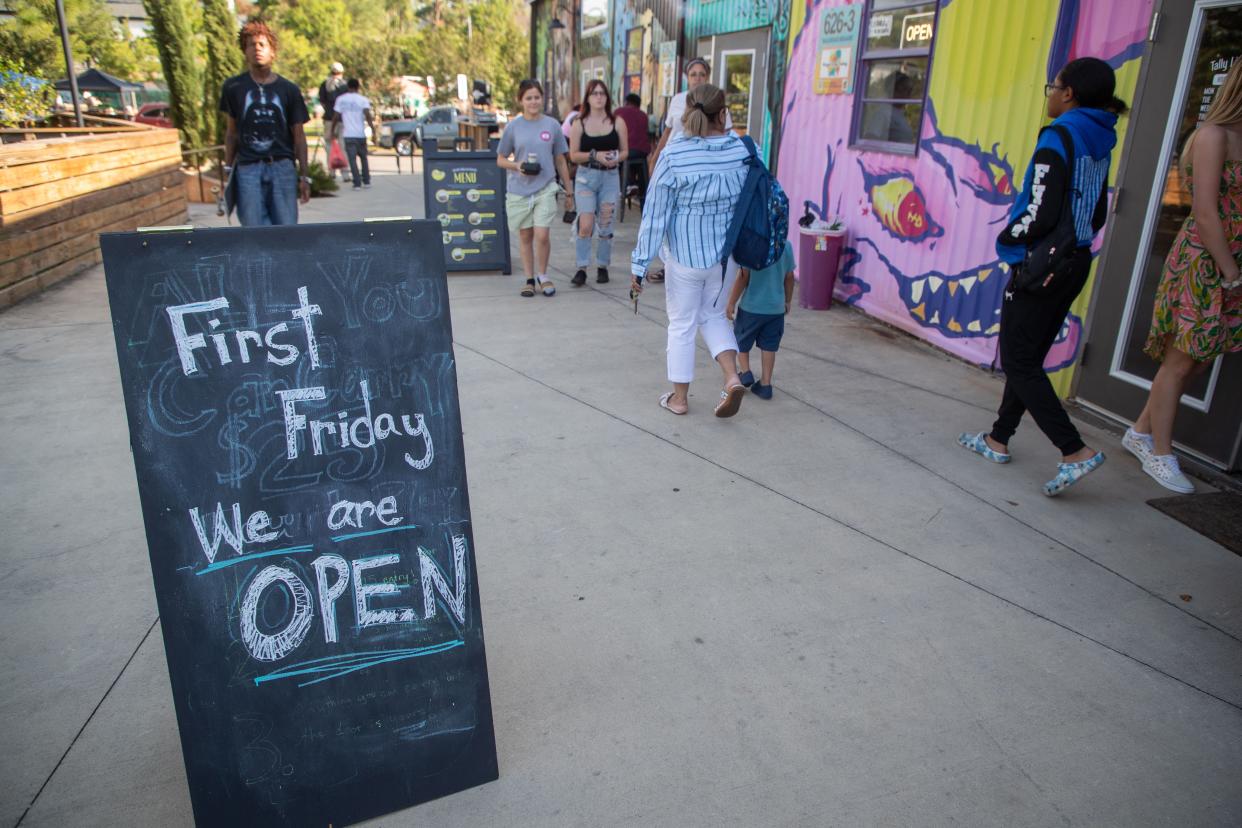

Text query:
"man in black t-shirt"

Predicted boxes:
[[220, 20, 310, 226]]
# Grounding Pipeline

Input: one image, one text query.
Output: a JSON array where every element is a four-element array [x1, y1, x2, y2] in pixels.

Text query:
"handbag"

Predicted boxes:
[[1016, 125, 1079, 293], [328, 140, 348, 170]]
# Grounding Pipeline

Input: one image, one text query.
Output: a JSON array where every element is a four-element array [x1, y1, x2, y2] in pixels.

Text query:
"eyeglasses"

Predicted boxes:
[[1044, 83, 1067, 96], [589, 89, 607, 96]]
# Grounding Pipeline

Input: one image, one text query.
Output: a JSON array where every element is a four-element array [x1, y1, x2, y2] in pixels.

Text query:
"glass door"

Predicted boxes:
[[1078, 0, 1242, 470], [721, 51, 755, 137], [711, 28, 771, 140], [1112, 4, 1242, 398]]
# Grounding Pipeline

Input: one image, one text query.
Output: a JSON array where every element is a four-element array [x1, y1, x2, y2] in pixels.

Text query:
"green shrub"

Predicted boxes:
[[307, 161, 339, 196]]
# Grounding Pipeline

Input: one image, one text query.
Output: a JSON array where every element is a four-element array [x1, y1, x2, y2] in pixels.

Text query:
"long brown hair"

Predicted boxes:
[[682, 83, 727, 138], [1183, 60, 1242, 175], [579, 79, 613, 122]]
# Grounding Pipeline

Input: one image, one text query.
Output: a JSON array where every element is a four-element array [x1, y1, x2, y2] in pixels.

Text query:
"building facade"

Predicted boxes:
[[531, 0, 1242, 470]]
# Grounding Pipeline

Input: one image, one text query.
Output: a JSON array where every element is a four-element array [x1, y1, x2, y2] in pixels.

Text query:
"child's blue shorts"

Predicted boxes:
[[734, 307, 785, 353]]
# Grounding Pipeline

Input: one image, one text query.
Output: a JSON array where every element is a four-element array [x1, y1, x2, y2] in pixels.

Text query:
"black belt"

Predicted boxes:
[[238, 156, 293, 166], [584, 161, 616, 170]]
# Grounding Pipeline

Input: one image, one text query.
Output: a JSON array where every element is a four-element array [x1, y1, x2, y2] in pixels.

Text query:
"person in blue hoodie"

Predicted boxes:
[[959, 57, 1127, 496]]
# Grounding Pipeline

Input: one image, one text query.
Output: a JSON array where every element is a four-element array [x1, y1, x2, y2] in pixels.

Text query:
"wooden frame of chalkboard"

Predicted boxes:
[[422, 145, 513, 274], [100, 220, 498, 826]]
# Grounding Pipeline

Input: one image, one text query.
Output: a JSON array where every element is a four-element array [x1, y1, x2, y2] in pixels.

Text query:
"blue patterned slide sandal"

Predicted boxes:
[[1043, 451, 1106, 497], [958, 431, 1011, 464]]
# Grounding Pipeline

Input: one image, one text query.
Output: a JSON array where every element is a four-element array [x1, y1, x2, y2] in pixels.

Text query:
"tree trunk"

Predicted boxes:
[[142, 0, 205, 148], [200, 0, 240, 145]]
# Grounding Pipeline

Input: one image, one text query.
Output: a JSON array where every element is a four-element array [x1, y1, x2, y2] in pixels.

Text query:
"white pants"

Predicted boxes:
[[664, 254, 739, 383]]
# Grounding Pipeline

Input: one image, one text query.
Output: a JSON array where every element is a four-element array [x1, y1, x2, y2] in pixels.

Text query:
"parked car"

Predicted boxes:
[[134, 102, 174, 128], [379, 105, 499, 155]]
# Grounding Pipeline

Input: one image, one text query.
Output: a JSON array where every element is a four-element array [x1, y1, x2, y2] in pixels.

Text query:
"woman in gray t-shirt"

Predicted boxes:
[[497, 80, 572, 297]]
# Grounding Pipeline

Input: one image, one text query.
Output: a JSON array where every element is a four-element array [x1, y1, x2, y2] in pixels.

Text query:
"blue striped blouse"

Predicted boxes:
[[631, 134, 750, 278]]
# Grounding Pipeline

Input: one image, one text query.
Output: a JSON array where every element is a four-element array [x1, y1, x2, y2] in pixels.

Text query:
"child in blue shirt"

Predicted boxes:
[[725, 241, 795, 399]]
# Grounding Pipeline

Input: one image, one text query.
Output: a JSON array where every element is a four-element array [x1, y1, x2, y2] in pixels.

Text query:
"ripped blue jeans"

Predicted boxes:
[[574, 166, 620, 267]]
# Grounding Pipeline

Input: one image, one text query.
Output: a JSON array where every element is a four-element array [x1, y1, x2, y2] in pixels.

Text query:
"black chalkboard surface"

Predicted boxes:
[[422, 146, 512, 274], [100, 220, 497, 826]]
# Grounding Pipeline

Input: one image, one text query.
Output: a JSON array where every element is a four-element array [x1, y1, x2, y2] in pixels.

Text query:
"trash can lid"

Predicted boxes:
[[798, 224, 846, 237]]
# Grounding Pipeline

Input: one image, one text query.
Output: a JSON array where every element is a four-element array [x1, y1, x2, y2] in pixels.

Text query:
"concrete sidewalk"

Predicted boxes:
[[2, 153, 1240, 827]]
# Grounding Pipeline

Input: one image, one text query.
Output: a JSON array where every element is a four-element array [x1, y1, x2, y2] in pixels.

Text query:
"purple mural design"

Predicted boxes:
[[778, 0, 1154, 373]]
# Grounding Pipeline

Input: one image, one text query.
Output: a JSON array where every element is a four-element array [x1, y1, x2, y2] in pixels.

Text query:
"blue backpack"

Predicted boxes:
[[720, 135, 789, 274]]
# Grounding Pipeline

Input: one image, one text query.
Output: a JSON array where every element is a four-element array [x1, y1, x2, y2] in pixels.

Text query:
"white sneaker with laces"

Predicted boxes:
[[1142, 453, 1195, 494], [1121, 427, 1154, 464]]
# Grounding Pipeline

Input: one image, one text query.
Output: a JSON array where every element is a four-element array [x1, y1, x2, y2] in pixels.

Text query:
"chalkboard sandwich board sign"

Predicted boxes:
[[422, 145, 512, 274], [100, 220, 497, 826]]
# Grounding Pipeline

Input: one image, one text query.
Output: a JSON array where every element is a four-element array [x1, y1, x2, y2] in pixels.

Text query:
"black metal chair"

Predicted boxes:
[[618, 155, 648, 223]]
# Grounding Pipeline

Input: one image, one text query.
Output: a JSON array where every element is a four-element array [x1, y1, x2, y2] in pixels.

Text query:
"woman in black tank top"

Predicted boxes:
[[569, 80, 629, 285]]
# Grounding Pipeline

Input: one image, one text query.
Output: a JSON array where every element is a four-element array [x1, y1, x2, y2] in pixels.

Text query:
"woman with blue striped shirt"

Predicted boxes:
[[630, 84, 750, 418]]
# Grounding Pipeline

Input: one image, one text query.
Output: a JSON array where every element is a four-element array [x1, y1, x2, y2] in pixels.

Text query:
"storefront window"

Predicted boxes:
[[723, 52, 754, 137], [853, 0, 938, 153], [624, 27, 645, 100]]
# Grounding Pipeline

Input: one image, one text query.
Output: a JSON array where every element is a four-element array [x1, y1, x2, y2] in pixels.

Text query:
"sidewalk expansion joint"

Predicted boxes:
[[453, 338, 1242, 716], [562, 274, 1242, 650], [14, 616, 161, 828]]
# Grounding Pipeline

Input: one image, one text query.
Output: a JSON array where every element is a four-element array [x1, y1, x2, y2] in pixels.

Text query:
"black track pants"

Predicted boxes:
[[989, 253, 1091, 455]]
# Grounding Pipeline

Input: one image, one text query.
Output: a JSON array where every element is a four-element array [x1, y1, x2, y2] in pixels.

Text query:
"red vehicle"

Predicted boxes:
[[134, 102, 174, 129]]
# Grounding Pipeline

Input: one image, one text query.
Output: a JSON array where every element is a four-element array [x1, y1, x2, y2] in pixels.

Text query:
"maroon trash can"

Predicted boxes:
[[798, 226, 846, 310]]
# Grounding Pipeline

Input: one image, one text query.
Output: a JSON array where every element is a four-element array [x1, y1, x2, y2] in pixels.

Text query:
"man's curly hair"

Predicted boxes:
[[238, 20, 279, 53]]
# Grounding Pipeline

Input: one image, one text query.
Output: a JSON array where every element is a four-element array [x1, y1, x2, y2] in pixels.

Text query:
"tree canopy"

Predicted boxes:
[[0, 0, 162, 83], [0, 0, 530, 128], [255, 0, 529, 110]]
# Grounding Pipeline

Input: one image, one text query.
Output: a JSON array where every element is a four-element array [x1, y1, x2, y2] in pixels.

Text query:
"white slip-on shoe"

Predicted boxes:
[[1142, 453, 1195, 494], [1121, 427, 1154, 464]]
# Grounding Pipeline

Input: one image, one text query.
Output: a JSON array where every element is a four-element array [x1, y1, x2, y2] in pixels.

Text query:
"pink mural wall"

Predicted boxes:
[[777, 0, 1155, 376]]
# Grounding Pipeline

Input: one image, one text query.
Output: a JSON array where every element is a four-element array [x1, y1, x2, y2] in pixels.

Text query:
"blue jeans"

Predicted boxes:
[[235, 159, 299, 226], [574, 166, 620, 267], [344, 137, 370, 186]]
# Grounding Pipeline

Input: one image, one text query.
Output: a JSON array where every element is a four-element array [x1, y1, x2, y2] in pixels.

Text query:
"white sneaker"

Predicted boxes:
[[1121, 427, 1154, 464], [1142, 453, 1195, 494]]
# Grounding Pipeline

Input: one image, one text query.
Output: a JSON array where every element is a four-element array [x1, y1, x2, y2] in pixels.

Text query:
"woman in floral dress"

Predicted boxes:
[[1123, 63, 1242, 493]]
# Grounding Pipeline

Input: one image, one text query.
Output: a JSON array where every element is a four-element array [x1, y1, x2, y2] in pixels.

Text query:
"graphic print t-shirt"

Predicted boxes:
[[498, 115, 568, 196], [219, 73, 309, 164]]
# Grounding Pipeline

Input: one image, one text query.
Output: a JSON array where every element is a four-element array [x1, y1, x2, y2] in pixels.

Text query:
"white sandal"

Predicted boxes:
[[659, 391, 686, 415], [714, 385, 744, 418]]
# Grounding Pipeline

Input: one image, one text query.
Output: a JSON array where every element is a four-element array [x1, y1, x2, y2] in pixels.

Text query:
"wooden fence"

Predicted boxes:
[[0, 121, 187, 309]]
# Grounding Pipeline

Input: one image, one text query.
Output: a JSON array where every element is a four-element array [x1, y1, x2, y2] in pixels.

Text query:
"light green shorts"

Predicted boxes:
[[506, 181, 560, 233]]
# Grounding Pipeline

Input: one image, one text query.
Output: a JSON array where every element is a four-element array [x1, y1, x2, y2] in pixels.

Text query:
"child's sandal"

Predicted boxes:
[[520, 279, 536, 297]]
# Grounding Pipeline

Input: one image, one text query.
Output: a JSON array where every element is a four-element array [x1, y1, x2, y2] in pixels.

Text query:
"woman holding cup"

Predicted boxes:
[[568, 80, 629, 286], [497, 79, 573, 297]]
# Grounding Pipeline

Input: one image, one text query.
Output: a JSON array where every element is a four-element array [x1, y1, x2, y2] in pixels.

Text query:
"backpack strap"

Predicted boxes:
[[740, 134, 760, 164], [1046, 124, 1077, 204], [719, 136, 763, 273]]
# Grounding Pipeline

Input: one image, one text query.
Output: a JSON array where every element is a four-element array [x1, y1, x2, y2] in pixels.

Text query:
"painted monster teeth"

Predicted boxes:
[[895, 260, 1008, 338]]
